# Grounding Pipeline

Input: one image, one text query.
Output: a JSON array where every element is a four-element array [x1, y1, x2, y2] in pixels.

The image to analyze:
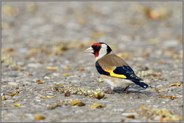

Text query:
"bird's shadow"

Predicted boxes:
[[105, 86, 153, 96]]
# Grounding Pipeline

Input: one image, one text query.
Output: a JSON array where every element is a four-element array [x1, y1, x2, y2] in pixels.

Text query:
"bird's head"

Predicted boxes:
[[85, 42, 112, 60]]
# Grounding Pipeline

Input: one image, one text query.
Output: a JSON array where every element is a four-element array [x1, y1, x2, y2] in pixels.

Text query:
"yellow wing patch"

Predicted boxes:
[[104, 67, 127, 79], [109, 71, 127, 79]]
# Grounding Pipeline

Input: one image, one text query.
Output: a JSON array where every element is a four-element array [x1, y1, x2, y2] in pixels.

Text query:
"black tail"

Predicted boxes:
[[129, 76, 148, 89], [134, 80, 148, 89]]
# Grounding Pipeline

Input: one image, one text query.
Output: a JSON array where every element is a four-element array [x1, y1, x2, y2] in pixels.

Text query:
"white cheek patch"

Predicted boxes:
[[95, 44, 107, 61]]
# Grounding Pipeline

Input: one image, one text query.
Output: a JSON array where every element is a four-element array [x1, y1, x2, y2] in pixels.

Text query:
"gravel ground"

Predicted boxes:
[[1, 2, 183, 122]]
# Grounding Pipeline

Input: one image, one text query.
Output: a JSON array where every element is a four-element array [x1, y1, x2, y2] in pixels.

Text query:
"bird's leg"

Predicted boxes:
[[123, 85, 131, 93]]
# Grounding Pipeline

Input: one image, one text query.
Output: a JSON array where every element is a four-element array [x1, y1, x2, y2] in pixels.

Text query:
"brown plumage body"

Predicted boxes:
[[97, 54, 128, 69], [97, 54, 133, 88]]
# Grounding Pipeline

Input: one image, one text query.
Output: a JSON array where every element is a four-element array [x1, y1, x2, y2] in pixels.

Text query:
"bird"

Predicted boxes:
[[85, 42, 149, 92]]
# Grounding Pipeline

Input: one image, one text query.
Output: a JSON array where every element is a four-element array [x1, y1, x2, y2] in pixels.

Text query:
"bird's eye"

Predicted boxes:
[[92, 45, 100, 51]]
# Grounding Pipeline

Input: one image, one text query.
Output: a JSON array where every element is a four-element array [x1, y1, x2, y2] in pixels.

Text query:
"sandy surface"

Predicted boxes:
[[1, 2, 183, 122]]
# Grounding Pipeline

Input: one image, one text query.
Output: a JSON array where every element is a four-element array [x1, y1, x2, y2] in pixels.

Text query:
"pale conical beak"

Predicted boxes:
[[84, 47, 94, 54]]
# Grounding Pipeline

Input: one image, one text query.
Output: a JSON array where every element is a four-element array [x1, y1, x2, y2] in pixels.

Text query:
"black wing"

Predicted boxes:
[[113, 66, 140, 79]]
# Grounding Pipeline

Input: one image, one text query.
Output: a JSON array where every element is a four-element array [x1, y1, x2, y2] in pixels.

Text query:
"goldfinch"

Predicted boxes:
[[85, 42, 148, 91]]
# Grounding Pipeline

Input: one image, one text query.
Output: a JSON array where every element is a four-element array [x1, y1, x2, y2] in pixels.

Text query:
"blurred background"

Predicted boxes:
[[2, 2, 183, 122], [2, 2, 182, 47]]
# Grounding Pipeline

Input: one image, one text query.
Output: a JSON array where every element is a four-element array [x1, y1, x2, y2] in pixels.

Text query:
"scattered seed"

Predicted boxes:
[[169, 82, 182, 87], [90, 103, 105, 109], [52, 84, 105, 99], [64, 91, 71, 97], [140, 105, 182, 122], [35, 79, 45, 84], [63, 73, 71, 77], [93, 91, 105, 99], [46, 66, 58, 71], [2, 95, 7, 101], [8, 90, 19, 97], [70, 100, 85, 107], [34, 114, 46, 121], [159, 95, 178, 100], [122, 113, 137, 119], [14, 103, 22, 107]]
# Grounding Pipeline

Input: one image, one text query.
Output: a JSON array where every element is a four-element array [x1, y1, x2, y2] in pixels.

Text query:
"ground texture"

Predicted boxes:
[[1, 2, 183, 122]]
